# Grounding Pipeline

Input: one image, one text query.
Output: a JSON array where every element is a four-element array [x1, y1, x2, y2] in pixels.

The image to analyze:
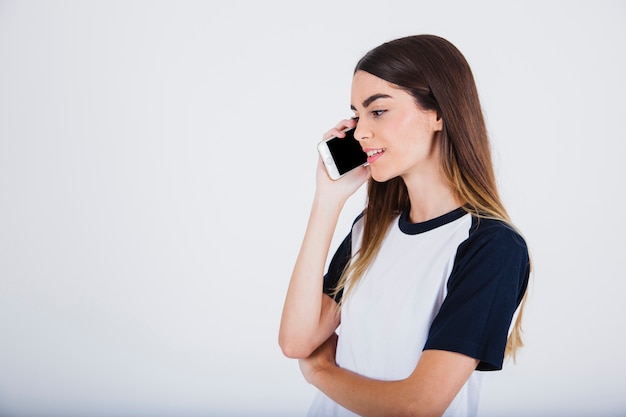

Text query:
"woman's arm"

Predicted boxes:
[[278, 185, 345, 359], [279, 119, 370, 359], [300, 334, 478, 417]]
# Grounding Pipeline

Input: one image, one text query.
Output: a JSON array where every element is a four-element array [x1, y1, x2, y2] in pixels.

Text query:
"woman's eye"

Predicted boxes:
[[351, 116, 360, 122], [372, 110, 386, 117]]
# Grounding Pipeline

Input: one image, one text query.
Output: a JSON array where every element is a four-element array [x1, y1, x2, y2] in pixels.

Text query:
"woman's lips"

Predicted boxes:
[[364, 148, 385, 164]]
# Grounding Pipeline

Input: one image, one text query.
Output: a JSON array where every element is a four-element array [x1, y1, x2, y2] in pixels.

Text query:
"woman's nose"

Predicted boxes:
[[353, 121, 369, 143]]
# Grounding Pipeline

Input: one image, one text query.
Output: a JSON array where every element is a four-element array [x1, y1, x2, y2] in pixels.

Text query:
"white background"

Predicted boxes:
[[1, 1, 625, 416]]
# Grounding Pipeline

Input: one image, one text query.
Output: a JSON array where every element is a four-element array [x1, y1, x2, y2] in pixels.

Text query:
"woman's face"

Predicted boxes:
[[350, 70, 442, 183]]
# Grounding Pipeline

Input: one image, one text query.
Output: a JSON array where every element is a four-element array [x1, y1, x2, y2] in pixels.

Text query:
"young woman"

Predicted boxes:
[[279, 34, 530, 417]]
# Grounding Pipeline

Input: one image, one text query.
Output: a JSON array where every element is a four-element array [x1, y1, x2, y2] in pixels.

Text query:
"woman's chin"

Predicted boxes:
[[370, 169, 396, 183]]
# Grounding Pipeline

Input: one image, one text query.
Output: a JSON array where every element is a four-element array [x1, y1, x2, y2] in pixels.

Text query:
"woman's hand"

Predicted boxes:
[[299, 332, 339, 385], [315, 119, 371, 204]]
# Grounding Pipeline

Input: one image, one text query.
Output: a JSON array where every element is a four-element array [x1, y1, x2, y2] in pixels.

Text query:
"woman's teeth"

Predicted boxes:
[[366, 149, 385, 157]]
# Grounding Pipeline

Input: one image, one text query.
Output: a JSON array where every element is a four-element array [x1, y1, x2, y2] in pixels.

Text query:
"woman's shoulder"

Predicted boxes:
[[465, 215, 529, 259]]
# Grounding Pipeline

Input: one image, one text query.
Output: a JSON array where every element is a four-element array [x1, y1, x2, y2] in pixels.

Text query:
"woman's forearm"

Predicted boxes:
[[317, 368, 430, 417], [278, 192, 345, 358], [304, 347, 478, 417]]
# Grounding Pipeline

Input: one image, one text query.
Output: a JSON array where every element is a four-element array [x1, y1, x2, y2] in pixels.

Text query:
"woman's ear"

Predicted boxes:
[[433, 111, 443, 132]]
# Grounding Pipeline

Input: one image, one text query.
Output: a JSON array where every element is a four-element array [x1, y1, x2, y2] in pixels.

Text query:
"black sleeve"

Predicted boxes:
[[423, 220, 530, 371], [322, 232, 352, 303]]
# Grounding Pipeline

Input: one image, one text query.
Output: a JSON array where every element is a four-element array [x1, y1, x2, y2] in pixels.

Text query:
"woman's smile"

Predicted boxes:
[[364, 147, 386, 164]]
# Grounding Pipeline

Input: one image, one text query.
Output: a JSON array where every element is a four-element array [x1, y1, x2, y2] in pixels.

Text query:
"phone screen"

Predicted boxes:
[[326, 129, 367, 175]]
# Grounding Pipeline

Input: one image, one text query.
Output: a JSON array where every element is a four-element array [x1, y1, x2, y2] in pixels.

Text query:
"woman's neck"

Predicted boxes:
[[402, 170, 463, 224]]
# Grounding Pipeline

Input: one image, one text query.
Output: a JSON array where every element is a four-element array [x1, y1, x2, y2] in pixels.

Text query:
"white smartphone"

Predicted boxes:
[[317, 128, 368, 180]]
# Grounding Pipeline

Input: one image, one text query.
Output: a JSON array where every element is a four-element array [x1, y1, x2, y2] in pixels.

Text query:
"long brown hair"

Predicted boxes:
[[334, 34, 530, 360]]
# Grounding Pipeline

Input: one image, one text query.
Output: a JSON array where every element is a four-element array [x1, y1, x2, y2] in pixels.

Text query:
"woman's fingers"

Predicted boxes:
[[322, 118, 358, 141]]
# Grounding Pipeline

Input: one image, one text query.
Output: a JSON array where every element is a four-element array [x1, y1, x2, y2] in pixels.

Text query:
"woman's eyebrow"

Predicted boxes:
[[350, 94, 392, 111]]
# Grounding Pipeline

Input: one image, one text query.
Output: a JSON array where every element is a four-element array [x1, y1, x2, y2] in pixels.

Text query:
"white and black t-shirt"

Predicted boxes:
[[308, 207, 530, 417]]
